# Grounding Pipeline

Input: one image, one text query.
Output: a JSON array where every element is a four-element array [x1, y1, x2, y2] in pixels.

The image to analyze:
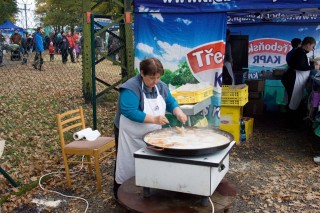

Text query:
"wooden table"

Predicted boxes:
[[117, 177, 237, 213]]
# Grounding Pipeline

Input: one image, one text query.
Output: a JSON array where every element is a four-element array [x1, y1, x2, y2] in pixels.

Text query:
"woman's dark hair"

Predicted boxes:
[[140, 57, 164, 76], [302, 36, 316, 46]]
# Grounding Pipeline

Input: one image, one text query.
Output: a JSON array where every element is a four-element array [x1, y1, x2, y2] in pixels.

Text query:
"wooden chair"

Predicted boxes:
[[56, 107, 115, 191]]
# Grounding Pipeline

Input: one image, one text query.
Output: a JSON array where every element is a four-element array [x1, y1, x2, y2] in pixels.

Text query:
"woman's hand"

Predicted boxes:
[[144, 115, 168, 125], [173, 107, 187, 124], [154, 115, 169, 125]]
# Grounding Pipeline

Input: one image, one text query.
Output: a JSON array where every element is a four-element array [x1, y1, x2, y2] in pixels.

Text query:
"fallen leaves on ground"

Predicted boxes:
[[1, 54, 320, 212]]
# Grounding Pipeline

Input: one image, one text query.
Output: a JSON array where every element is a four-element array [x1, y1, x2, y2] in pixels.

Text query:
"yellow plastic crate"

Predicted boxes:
[[221, 97, 248, 106], [220, 106, 243, 124], [221, 85, 248, 106], [222, 85, 248, 98], [171, 86, 213, 104]]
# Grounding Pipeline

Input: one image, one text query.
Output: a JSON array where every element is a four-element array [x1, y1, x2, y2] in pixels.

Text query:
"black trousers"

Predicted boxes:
[[68, 48, 75, 62], [281, 68, 296, 107], [61, 50, 68, 63], [33, 52, 43, 67]]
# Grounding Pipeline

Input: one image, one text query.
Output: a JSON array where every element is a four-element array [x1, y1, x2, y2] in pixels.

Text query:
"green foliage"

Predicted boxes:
[[134, 68, 139, 75], [0, 0, 18, 24], [161, 68, 174, 85], [35, 0, 82, 30], [34, 0, 123, 31], [161, 61, 198, 87]]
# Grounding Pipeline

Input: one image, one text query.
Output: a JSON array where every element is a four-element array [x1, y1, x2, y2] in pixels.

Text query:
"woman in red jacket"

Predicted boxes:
[[66, 31, 75, 63]]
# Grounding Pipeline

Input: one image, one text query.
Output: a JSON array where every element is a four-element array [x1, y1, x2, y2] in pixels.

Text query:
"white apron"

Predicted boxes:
[[115, 84, 166, 184], [289, 59, 311, 110]]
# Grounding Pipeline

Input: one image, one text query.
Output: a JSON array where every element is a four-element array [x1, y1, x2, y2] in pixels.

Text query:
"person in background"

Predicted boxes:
[[286, 38, 302, 66], [73, 32, 81, 62], [44, 35, 50, 50], [21, 33, 28, 57], [107, 33, 118, 61], [113, 57, 188, 199], [222, 29, 235, 85], [53, 31, 61, 53], [282, 36, 319, 129], [0, 31, 4, 66], [95, 35, 103, 60], [59, 31, 69, 64], [66, 31, 75, 63], [10, 29, 22, 46], [48, 41, 55, 62], [26, 34, 33, 53], [32, 27, 44, 70]]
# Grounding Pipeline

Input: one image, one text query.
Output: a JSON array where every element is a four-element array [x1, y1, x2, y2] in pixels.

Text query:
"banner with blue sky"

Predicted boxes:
[[134, 12, 226, 127], [134, 1, 320, 127], [229, 23, 320, 79], [135, 0, 320, 14]]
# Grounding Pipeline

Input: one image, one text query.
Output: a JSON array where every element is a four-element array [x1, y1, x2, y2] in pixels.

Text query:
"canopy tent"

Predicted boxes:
[[133, 0, 320, 127], [0, 20, 23, 32]]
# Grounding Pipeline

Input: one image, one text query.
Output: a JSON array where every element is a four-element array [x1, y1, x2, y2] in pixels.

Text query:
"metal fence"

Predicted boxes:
[[0, 27, 128, 204]]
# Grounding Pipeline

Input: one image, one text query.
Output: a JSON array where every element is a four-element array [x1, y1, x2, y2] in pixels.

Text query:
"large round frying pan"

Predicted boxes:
[[143, 127, 234, 156]]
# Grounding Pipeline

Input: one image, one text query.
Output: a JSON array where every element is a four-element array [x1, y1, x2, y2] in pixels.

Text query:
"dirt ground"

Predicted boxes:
[[1, 52, 320, 212], [8, 112, 320, 213]]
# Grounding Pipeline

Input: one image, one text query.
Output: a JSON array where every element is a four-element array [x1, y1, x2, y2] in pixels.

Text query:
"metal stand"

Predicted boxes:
[[0, 166, 19, 187], [117, 177, 237, 213], [201, 196, 209, 206], [143, 187, 151, 197]]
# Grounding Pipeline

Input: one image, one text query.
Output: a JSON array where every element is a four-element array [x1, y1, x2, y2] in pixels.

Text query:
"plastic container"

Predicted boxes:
[[219, 117, 253, 144], [221, 85, 248, 106], [220, 106, 243, 124], [219, 123, 240, 143], [171, 85, 213, 104]]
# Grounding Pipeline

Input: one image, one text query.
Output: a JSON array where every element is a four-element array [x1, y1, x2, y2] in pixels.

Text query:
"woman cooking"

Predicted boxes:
[[113, 57, 187, 199]]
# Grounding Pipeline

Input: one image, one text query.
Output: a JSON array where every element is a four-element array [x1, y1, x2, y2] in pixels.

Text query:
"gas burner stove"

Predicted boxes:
[[134, 141, 235, 198]]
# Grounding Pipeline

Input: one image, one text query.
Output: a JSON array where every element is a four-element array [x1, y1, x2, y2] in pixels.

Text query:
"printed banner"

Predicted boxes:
[[229, 23, 320, 79], [135, 0, 320, 14], [186, 41, 225, 89], [228, 12, 320, 24], [134, 12, 227, 127]]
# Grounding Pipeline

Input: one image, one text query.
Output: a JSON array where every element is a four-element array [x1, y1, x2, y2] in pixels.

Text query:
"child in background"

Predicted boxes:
[[48, 41, 55, 61], [75, 39, 81, 62]]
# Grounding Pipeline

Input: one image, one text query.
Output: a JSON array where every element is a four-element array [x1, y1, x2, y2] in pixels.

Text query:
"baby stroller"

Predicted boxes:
[[8, 44, 21, 61]]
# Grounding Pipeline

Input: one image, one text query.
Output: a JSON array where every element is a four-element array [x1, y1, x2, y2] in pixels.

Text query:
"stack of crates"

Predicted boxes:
[[219, 84, 254, 143]]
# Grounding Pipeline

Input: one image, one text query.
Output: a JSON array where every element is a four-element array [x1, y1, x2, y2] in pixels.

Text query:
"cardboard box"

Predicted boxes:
[[245, 80, 265, 92], [244, 99, 264, 116]]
